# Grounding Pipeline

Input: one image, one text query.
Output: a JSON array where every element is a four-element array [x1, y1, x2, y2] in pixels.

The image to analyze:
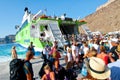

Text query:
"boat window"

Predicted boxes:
[[60, 24, 78, 35], [44, 25, 48, 31]]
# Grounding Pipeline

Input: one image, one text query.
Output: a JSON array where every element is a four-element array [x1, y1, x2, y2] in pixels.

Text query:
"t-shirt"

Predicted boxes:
[[67, 52, 72, 62], [108, 40, 112, 49], [53, 65, 66, 80], [72, 45, 76, 57], [76, 47, 79, 57], [93, 44, 99, 51], [110, 46, 119, 61], [88, 43, 93, 48], [83, 47, 89, 55], [24, 61, 34, 80], [66, 47, 70, 52], [28, 46, 35, 55], [108, 60, 120, 80]]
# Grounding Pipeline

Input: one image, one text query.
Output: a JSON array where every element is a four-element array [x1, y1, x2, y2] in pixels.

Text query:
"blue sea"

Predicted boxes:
[[0, 43, 40, 63]]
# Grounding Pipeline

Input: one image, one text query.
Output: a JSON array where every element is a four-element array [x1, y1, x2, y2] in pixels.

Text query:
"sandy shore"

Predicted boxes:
[[0, 57, 82, 80]]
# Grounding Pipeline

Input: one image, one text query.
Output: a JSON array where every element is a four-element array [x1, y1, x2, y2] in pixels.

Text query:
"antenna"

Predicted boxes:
[[32, 10, 42, 20], [77, 16, 80, 20], [44, 8, 47, 15]]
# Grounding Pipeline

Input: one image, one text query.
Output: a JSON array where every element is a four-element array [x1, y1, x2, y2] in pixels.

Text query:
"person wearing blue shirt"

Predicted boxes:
[[24, 51, 34, 80], [28, 42, 35, 55], [108, 44, 120, 80]]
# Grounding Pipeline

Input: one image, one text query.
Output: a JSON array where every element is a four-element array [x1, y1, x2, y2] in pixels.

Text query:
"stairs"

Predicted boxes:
[[81, 24, 92, 35], [48, 23, 65, 47]]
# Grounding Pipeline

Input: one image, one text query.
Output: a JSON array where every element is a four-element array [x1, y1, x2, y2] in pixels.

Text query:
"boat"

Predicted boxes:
[[15, 7, 86, 51]]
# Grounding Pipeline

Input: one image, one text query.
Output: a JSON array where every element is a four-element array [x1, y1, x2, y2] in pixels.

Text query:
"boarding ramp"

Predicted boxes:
[[30, 20, 65, 47], [81, 24, 92, 39], [49, 23, 65, 47], [81, 24, 92, 35]]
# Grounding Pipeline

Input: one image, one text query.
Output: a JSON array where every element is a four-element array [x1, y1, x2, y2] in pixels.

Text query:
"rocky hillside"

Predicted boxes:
[[84, 0, 120, 33]]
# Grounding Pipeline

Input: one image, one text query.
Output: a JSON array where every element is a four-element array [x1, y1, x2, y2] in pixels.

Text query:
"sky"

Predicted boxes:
[[0, 0, 108, 38]]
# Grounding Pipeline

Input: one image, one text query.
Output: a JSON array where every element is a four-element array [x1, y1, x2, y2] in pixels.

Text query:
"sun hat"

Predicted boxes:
[[87, 57, 111, 79], [102, 40, 108, 42], [111, 38, 118, 43], [115, 44, 120, 54]]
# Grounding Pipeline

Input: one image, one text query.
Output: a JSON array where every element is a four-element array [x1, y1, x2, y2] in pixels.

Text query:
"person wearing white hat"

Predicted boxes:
[[109, 38, 119, 62], [80, 57, 111, 80]]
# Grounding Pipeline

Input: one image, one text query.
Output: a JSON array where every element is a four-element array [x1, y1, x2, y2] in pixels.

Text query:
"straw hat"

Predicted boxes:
[[87, 57, 110, 79], [111, 38, 118, 43], [115, 44, 120, 54]]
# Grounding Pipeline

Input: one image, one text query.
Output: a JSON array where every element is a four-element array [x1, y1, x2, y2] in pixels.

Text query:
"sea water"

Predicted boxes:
[[0, 43, 41, 63]]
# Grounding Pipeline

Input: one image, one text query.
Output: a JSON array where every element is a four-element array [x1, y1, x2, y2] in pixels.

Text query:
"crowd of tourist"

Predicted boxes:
[[10, 33, 120, 80]]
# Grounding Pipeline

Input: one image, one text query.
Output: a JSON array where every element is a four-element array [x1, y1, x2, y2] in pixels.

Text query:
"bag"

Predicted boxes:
[[52, 52, 56, 58], [81, 62, 88, 77], [10, 59, 27, 80], [66, 69, 77, 80], [38, 58, 54, 79]]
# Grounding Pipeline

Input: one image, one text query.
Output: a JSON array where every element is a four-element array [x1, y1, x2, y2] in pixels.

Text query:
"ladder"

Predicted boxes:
[[81, 24, 92, 39], [49, 23, 65, 47], [81, 24, 92, 35]]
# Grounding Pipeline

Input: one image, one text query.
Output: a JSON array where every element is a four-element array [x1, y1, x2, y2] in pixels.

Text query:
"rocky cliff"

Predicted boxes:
[[84, 0, 120, 33]]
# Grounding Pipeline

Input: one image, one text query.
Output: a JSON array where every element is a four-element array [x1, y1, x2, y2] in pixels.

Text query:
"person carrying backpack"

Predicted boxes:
[[10, 51, 34, 80], [24, 51, 34, 80]]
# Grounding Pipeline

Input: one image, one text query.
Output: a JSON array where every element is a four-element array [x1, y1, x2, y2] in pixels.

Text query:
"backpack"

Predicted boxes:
[[10, 59, 27, 80], [81, 58, 89, 77], [38, 58, 54, 79], [66, 69, 77, 80]]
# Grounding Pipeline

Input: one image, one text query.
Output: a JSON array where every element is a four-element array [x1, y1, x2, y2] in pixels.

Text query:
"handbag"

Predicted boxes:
[[81, 62, 88, 77]]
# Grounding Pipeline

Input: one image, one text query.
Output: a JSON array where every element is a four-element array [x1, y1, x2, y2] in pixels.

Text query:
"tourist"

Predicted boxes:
[[43, 45, 51, 59], [104, 41, 110, 53], [49, 45, 61, 62], [71, 41, 77, 68], [79, 57, 110, 80], [51, 41, 58, 49], [64, 45, 70, 63], [108, 43, 120, 80], [11, 46, 18, 59], [66, 48, 72, 63], [92, 40, 100, 53], [88, 39, 94, 49], [71, 41, 77, 61], [83, 43, 89, 58], [42, 65, 55, 80], [65, 61, 77, 80], [24, 51, 34, 80], [28, 42, 35, 55], [75, 43, 80, 68], [79, 41, 87, 61], [109, 39, 119, 62], [97, 46, 109, 65], [53, 60, 66, 80]]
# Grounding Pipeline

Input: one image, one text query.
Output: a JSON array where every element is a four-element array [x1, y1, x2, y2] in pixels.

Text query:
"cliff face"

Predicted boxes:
[[84, 0, 120, 33]]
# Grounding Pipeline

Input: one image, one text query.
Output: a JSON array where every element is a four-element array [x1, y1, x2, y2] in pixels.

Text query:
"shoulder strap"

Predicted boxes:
[[24, 63, 30, 74], [46, 73, 51, 80]]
